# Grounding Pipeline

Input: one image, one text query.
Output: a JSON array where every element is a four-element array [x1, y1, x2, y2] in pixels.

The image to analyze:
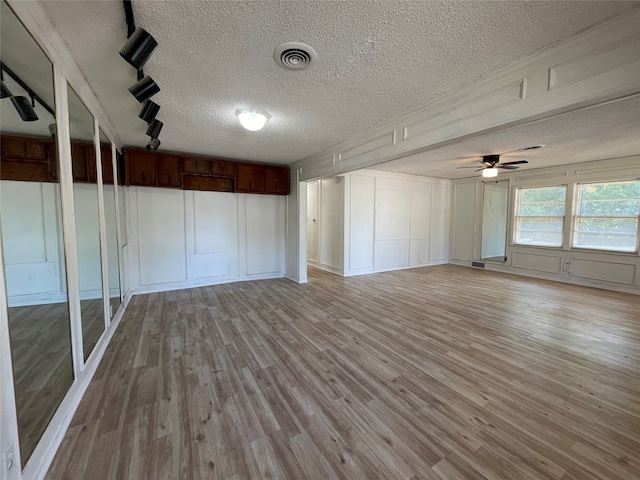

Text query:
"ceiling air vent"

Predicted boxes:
[[274, 42, 317, 70]]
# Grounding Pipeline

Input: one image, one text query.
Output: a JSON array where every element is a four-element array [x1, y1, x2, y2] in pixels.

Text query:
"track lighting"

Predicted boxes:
[[1, 81, 12, 98], [146, 119, 163, 138], [139, 99, 160, 123], [146, 138, 161, 152], [119, 27, 158, 70], [11, 96, 38, 122], [128, 75, 160, 103]]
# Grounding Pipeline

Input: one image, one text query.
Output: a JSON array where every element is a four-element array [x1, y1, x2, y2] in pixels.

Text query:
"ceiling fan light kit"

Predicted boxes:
[[482, 168, 498, 178]]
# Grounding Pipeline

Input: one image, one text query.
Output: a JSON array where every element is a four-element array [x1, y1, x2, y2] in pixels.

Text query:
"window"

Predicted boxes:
[[573, 181, 640, 252], [515, 186, 566, 247]]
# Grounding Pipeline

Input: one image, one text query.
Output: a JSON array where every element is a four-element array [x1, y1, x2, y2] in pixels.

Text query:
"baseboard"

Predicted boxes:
[[132, 272, 285, 295], [343, 260, 449, 277]]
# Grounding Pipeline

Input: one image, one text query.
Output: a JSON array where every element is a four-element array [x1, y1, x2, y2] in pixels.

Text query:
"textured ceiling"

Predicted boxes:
[[38, 0, 639, 164], [374, 95, 640, 179]]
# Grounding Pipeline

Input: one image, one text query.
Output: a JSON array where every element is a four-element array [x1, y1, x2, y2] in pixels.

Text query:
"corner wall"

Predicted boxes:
[[450, 156, 640, 293]]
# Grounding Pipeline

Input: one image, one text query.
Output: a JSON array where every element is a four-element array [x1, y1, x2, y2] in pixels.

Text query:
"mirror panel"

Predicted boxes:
[[68, 86, 104, 360], [100, 129, 121, 315], [481, 180, 509, 261], [0, 0, 74, 466]]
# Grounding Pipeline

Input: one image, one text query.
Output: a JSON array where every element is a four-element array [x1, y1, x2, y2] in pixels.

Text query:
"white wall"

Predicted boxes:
[[450, 156, 640, 293], [127, 187, 286, 294], [343, 170, 450, 276], [0, 181, 120, 307], [306, 170, 450, 277], [306, 178, 344, 274]]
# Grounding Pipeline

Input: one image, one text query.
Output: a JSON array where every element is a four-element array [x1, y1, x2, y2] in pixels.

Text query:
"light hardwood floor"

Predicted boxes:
[[45, 265, 640, 479], [9, 298, 105, 467]]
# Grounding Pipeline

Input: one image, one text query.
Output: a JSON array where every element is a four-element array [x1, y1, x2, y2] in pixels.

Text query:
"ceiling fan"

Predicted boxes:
[[457, 154, 528, 177]]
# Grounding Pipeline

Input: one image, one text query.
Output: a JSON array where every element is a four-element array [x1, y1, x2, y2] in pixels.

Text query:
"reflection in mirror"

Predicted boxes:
[[0, 0, 74, 466], [481, 180, 509, 261], [100, 129, 121, 315], [68, 86, 104, 360]]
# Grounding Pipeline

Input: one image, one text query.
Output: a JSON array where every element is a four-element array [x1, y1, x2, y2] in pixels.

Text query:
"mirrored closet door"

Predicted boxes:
[[100, 129, 122, 316], [0, 0, 74, 466], [68, 86, 105, 360]]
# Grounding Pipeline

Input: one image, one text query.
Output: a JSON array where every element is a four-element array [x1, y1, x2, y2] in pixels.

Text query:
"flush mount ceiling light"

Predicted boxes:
[[274, 42, 317, 70], [119, 27, 158, 70], [236, 108, 270, 131], [128, 75, 160, 103], [482, 168, 499, 178]]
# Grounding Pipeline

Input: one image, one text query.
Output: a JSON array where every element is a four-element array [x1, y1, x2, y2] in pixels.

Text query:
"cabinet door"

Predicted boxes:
[[101, 144, 114, 184], [210, 159, 236, 177], [236, 163, 265, 193], [0, 136, 52, 183], [125, 149, 156, 186], [156, 154, 182, 188], [71, 143, 90, 182], [264, 166, 289, 195]]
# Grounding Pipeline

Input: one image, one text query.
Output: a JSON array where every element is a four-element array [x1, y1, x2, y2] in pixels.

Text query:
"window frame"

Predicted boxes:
[[513, 185, 568, 248], [571, 180, 640, 254]]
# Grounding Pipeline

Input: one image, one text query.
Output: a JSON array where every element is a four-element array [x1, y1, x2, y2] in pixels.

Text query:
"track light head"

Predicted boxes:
[[49, 123, 57, 139], [146, 119, 163, 138], [139, 99, 160, 123], [11, 96, 38, 121], [119, 27, 158, 70], [146, 137, 161, 152], [1, 81, 12, 99], [128, 75, 160, 103]]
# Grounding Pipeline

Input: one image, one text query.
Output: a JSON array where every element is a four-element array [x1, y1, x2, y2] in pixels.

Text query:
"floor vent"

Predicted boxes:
[[471, 261, 486, 268]]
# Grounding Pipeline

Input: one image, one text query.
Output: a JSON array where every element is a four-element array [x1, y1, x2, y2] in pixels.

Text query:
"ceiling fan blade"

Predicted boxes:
[[456, 166, 484, 169], [474, 168, 486, 172], [497, 165, 519, 170], [500, 160, 528, 165]]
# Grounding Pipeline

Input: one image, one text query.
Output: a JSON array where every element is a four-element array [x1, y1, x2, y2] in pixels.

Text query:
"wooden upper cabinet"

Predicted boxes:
[[236, 163, 265, 193], [156, 154, 182, 188], [125, 149, 156, 187], [1, 135, 53, 183], [71, 142, 97, 183], [210, 159, 236, 177], [100, 144, 114, 184], [264, 166, 289, 195]]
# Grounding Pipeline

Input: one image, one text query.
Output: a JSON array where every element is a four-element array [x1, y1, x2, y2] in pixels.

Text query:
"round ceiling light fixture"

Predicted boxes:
[[236, 108, 270, 131], [482, 168, 499, 178], [274, 42, 317, 70]]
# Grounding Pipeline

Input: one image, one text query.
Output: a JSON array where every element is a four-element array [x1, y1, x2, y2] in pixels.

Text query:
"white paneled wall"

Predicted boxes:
[[127, 187, 286, 294], [306, 178, 343, 274], [450, 156, 640, 293], [345, 170, 450, 276], [1, 181, 110, 306], [306, 170, 450, 277]]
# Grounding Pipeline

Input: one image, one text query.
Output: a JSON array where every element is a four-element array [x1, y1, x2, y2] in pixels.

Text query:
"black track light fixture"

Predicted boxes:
[[128, 75, 160, 103], [11, 96, 38, 122], [119, 27, 158, 70], [146, 119, 163, 138], [146, 137, 161, 152], [139, 99, 160, 123], [49, 123, 57, 139], [1, 81, 12, 98]]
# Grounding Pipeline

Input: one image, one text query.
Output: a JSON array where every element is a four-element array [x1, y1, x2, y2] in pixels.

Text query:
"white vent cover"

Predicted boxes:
[[274, 42, 317, 70]]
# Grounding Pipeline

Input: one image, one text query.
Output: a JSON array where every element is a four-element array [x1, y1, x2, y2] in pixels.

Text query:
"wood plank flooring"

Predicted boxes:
[[9, 298, 104, 467], [45, 265, 640, 479]]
